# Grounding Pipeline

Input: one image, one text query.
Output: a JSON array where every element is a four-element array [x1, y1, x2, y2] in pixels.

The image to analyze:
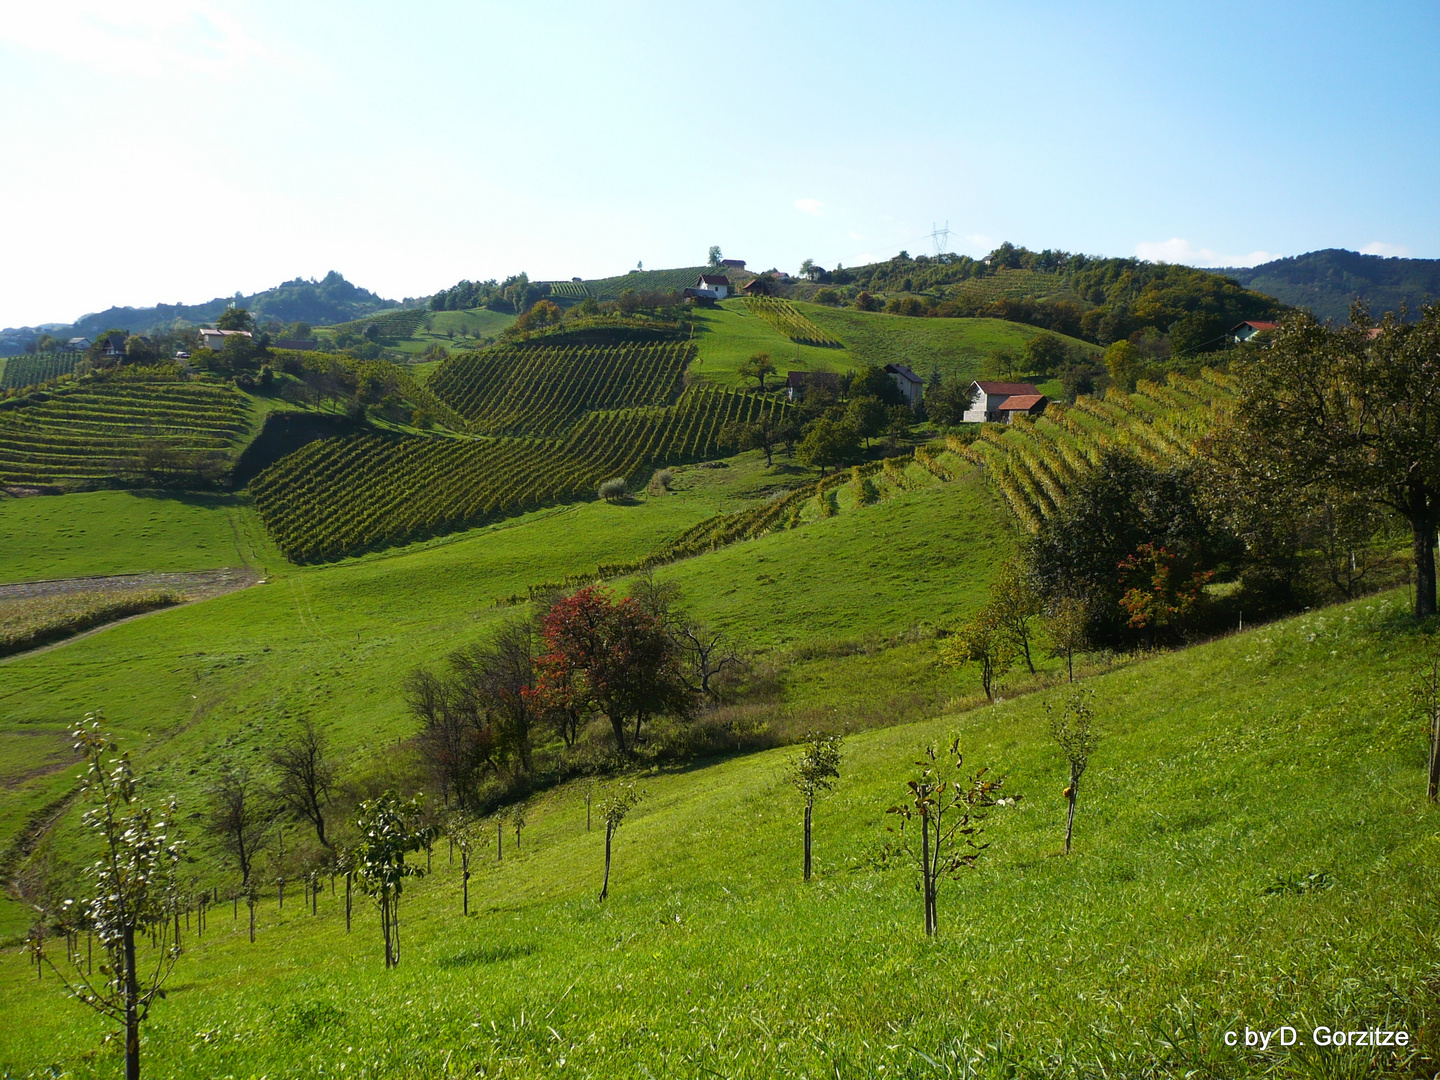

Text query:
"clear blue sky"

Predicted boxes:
[[2, 0, 1437, 327]]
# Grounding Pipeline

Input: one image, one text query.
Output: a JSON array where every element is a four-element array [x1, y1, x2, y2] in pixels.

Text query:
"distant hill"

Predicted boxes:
[[1222, 249, 1440, 323], [0, 271, 400, 352]]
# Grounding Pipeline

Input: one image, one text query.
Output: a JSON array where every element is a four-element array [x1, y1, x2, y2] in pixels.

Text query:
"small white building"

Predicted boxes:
[[692, 274, 731, 300], [66, 336, 92, 352], [884, 363, 924, 409], [198, 328, 253, 351], [963, 380, 1042, 423], [1230, 320, 1278, 344]]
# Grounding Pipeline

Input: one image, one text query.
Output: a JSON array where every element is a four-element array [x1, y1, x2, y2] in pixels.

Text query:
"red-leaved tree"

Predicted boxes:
[[526, 587, 694, 755], [1117, 543, 1213, 647]]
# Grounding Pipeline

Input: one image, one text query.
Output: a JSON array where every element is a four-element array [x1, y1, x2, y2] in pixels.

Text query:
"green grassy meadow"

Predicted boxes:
[[0, 491, 262, 583], [1, 591, 1436, 1078]]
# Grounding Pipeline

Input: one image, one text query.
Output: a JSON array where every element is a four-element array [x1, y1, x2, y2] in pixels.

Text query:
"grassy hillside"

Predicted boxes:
[[805, 304, 1099, 385], [0, 491, 261, 583], [2, 589, 1435, 1077]]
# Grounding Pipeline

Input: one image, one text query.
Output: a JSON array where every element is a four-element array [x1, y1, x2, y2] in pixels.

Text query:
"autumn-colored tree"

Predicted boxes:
[[516, 298, 562, 332], [1117, 543, 1213, 646], [527, 587, 694, 755]]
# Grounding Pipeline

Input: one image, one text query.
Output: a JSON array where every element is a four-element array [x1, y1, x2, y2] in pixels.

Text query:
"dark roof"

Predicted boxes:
[[996, 394, 1047, 412], [885, 363, 922, 385], [973, 380, 1040, 396], [697, 274, 731, 286], [720, 259, 746, 268], [102, 333, 127, 352]]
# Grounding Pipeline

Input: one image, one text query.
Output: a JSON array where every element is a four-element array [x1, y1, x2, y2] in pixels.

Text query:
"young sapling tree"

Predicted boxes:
[[47, 717, 185, 1080], [884, 739, 1010, 936], [786, 732, 844, 881], [939, 608, 1017, 701], [1045, 594, 1091, 683], [598, 781, 643, 902], [1046, 689, 1101, 854], [511, 802, 527, 850], [352, 793, 434, 968], [1413, 651, 1440, 802]]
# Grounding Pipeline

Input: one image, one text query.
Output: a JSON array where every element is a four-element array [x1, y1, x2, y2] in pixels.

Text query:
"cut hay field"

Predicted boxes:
[[1, 589, 1435, 1078], [0, 490, 263, 583]]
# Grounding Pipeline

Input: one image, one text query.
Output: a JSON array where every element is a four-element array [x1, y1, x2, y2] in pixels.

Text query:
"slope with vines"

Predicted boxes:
[[428, 340, 694, 435], [954, 371, 1232, 530], [742, 297, 842, 347]]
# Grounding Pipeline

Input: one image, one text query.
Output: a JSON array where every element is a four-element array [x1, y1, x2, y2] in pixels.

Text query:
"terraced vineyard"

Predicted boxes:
[[941, 268, 1079, 304], [0, 377, 252, 486], [956, 371, 1232, 530], [0, 352, 81, 392], [429, 340, 694, 435], [325, 308, 428, 339], [544, 281, 590, 299], [742, 297, 841, 346], [583, 266, 709, 300], [251, 386, 791, 561]]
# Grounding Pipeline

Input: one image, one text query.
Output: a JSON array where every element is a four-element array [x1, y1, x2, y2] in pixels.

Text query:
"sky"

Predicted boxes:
[[1, 0, 1437, 328]]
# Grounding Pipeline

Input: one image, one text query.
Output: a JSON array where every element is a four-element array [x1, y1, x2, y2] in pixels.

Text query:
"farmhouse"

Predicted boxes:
[[963, 380, 1043, 423], [198, 328, 253, 350], [720, 259, 746, 269], [691, 274, 731, 300], [66, 336, 92, 352], [1230, 320, 1278, 343], [99, 333, 127, 359], [884, 363, 924, 409]]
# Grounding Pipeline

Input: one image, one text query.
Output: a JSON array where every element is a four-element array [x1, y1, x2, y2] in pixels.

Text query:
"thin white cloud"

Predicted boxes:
[[1134, 238, 1276, 268], [0, 1, 272, 79], [794, 198, 824, 217], [1360, 240, 1411, 258]]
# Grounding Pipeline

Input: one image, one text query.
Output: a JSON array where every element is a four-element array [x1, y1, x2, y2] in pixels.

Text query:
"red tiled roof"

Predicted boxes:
[[996, 394, 1046, 411], [1234, 320, 1278, 332], [974, 381, 1040, 395]]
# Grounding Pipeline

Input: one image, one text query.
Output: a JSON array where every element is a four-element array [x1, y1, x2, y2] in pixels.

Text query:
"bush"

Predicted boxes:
[[598, 477, 628, 502], [648, 469, 674, 495], [813, 288, 840, 306]]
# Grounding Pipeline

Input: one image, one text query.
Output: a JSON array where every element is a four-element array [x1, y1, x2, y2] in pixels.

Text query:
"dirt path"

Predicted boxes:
[[0, 568, 262, 663], [0, 567, 256, 601]]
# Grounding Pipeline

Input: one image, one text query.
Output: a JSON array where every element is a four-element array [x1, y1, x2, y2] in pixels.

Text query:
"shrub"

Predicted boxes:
[[813, 288, 841, 306], [648, 469, 674, 495], [598, 477, 628, 502]]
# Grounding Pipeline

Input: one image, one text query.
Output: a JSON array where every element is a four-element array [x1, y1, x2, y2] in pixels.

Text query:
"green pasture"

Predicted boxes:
[[0, 491, 263, 583], [1, 591, 1435, 1077], [688, 301, 860, 389]]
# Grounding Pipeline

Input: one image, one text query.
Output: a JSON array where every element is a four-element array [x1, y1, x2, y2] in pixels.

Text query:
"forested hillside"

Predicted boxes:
[[1224, 248, 1440, 322]]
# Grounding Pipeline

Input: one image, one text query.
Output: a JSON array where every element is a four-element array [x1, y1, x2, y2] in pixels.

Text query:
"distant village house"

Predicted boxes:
[[99, 333, 127, 360], [720, 259, 746, 269], [689, 274, 731, 300], [66, 337, 92, 352], [198, 328, 253, 350], [1230, 320, 1278, 344], [884, 363, 924, 409], [964, 380, 1048, 423]]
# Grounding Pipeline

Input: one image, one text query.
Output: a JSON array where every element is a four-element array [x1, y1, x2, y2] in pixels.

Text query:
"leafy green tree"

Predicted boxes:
[[48, 717, 184, 1080], [1023, 332, 1070, 375], [598, 781, 642, 901], [848, 363, 903, 406], [351, 793, 433, 968], [787, 732, 843, 881], [799, 258, 815, 280], [939, 608, 1016, 700], [845, 395, 887, 449], [813, 287, 840, 306], [884, 739, 1009, 936], [1044, 594, 1091, 682], [853, 291, 882, 312], [1103, 340, 1140, 391], [796, 418, 860, 473], [1046, 690, 1100, 854], [987, 558, 1044, 674], [721, 417, 778, 466], [216, 307, 255, 332], [1224, 306, 1440, 618], [737, 352, 776, 392], [124, 335, 159, 365], [708, 246, 723, 268], [980, 347, 1021, 381]]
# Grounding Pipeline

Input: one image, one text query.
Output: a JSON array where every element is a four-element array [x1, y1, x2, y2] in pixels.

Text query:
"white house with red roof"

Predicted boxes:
[[1230, 320, 1278, 344], [964, 380, 1047, 423]]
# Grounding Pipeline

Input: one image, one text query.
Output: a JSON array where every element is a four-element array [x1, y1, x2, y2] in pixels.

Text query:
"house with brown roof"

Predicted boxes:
[[742, 277, 777, 296], [1231, 320, 1278, 344], [993, 393, 1048, 422], [692, 274, 731, 300], [964, 380, 1042, 423]]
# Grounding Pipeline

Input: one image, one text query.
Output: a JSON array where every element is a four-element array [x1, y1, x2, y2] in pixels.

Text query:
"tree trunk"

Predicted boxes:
[[608, 713, 629, 755], [345, 873, 352, 933], [497, 820, 503, 861], [1067, 646, 1074, 683], [599, 825, 613, 902], [249, 900, 256, 943], [123, 924, 140, 1080], [1411, 506, 1438, 619], [921, 813, 934, 937], [1065, 780, 1078, 855], [462, 852, 470, 916], [1429, 704, 1440, 803], [803, 801, 813, 881], [1020, 632, 1035, 675]]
